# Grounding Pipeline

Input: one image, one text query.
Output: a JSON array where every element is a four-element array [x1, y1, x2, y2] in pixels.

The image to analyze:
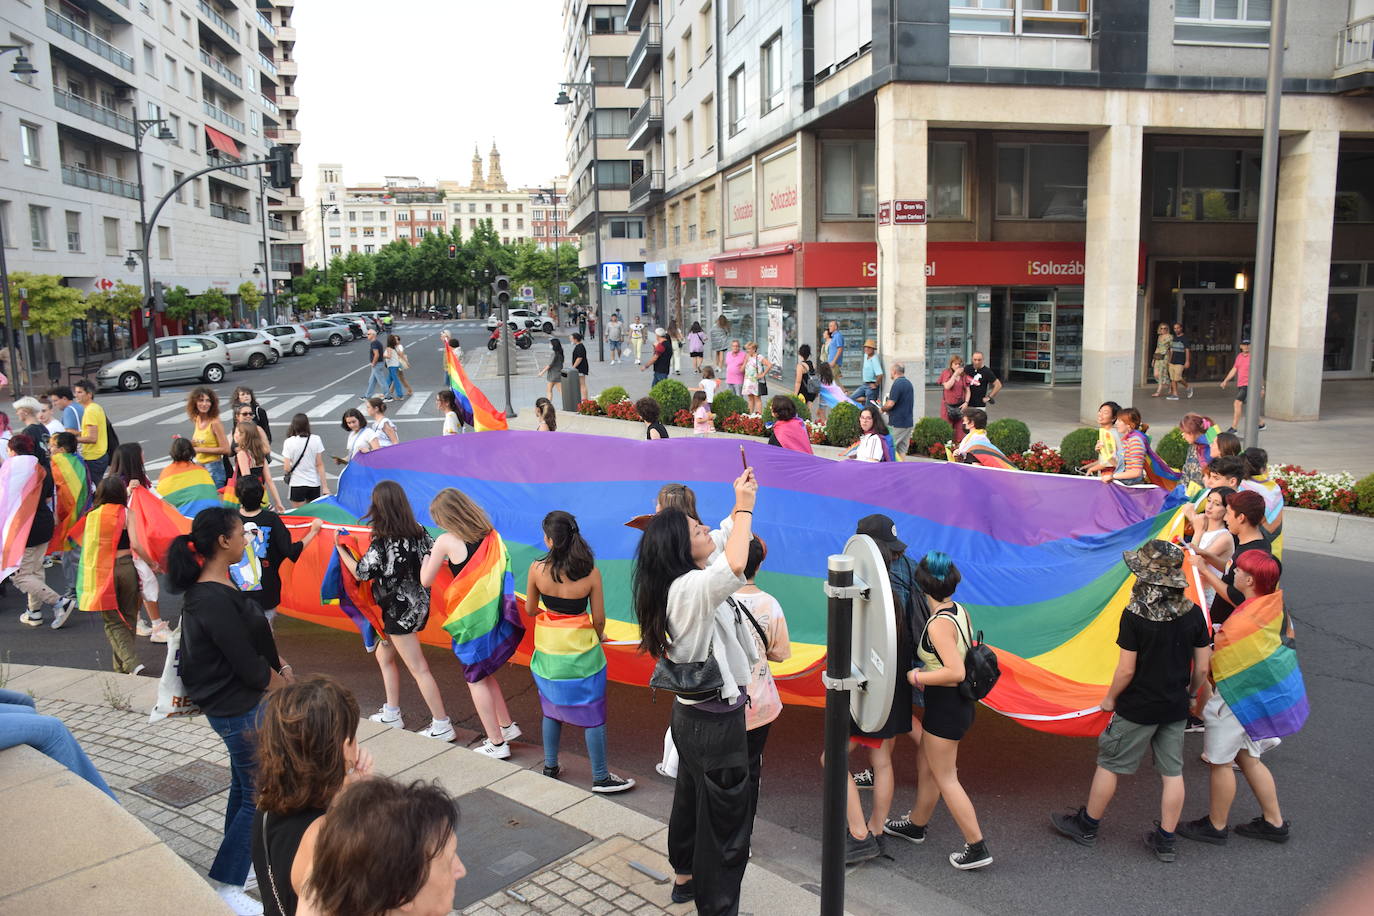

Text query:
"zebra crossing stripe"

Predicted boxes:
[[308, 394, 355, 419], [396, 391, 430, 416], [111, 401, 192, 427]]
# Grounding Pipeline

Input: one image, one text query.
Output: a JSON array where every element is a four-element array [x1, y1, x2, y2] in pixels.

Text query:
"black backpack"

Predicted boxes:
[[105, 415, 120, 453], [801, 360, 821, 397], [921, 605, 1001, 701]]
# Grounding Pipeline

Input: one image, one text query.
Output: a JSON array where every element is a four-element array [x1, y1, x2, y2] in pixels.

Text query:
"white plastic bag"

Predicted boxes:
[[148, 623, 200, 722]]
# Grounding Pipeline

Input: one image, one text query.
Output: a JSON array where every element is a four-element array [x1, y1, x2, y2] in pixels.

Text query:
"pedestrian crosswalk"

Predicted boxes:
[[396, 391, 430, 416], [308, 394, 355, 419]]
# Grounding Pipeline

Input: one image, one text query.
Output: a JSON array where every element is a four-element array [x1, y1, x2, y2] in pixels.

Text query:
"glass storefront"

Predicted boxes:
[[817, 292, 876, 381], [926, 288, 975, 384], [720, 288, 798, 382], [1325, 261, 1374, 377]]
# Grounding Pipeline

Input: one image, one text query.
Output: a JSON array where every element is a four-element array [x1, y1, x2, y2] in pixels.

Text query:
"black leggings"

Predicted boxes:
[[668, 701, 751, 916]]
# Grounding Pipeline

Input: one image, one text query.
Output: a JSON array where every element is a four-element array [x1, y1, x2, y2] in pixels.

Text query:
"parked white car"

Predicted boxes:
[[209, 329, 281, 369], [485, 308, 554, 334], [95, 336, 234, 391], [263, 323, 311, 357]]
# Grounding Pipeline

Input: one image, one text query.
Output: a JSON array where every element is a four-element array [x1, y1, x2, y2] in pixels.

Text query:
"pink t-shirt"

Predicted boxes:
[[693, 403, 712, 435], [1234, 351, 1251, 387], [725, 349, 748, 385]]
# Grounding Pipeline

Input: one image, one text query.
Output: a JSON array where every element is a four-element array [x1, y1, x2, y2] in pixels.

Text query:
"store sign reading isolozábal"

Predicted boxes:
[[761, 148, 798, 230], [726, 168, 756, 237]]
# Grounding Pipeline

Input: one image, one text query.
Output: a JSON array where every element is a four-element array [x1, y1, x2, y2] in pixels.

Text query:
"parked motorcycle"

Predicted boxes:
[[487, 325, 533, 351]]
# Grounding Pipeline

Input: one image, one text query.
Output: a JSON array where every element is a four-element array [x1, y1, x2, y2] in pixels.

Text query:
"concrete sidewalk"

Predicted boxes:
[[0, 664, 826, 916]]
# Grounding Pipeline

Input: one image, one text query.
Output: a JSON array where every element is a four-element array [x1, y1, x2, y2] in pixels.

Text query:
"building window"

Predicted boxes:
[[20, 123, 41, 167], [589, 56, 628, 84], [502, 218, 510, 229], [701, 97, 716, 152], [668, 128, 678, 174], [330, 245, 342, 256], [930, 142, 967, 219], [728, 67, 745, 136], [1175, 0, 1271, 45], [164, 54, 177, 85], [950, 1, 1090, 37], [362, 227, 374, 237], [364, 244, 375, 253], [188, 122, 198, 152], [997, 143, 1089, 220], [173, 170, 185, 202], [329, 227, 341, 237], [169, 114, 181, 145], [143, 43, 155, 74], [416, 227, 428, 237], [595, 108, 632, 138], [683, 113, 695, 163], [430, 210, 443, 220], [728, 0, 744, 28], [29, 205, 50, 248], [65, 211, 82, 253], [595, 161, 637, 188], [192, 179, 201, 207], [760, 33, 783, 114], [609, 218, 645, 238], [103, 217, 120, 255], [397, 211, 409, 220], [184, 66, 196, 98], [348, 211, 357, 221], [1151, 148, 1261, 221], [158, 225, 172, 259], [485, 203, 493, 213], [821, 140, 876, 219], [683, 29, 694, 79], [1335, 151, 1374, 222], [587, 5, 626, 33]]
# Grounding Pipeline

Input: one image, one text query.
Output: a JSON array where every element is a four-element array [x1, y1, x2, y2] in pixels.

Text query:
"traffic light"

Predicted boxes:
[[267, 145, 293, 188], [492, 275, 511, 314], [447, 244, 457, 259], [152, 280, 166, 313], [144, 297, 156, 325]]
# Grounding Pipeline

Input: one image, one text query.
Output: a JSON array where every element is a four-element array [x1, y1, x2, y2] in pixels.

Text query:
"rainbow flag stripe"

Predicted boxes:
[[49, 453, 89, 554], [530, 609, 608, 727], [445, 344, 508, 432], [966, 445, 1017, 471], [127, 487, 190, 573], [74, 504, 125, 612], [320, 531, 383, 650], [0, 456, 44, 580], [439, 530, 524, 682], [817, 382, 861, 411], [1135, 431, 1183, 490], [156, 462, 223, 518], [1213, 591, 1308, 740]]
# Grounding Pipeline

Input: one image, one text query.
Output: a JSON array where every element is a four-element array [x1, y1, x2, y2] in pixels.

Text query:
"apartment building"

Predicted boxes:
[[608, 0, 1374, 422], [0, 0, 306, 360], [561, 1, 653, 321]]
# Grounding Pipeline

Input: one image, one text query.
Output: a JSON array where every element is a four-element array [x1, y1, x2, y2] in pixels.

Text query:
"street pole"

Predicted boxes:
[[0, 217, 19, 396], [131, 112, 162, 397], [318, 200, 329, 274], [1244, 0, 1286, 446], [820, 554, 855, 916], [589, 75, 606, 363], [257, 169, 274, 323], [502, 295, 516, 419]]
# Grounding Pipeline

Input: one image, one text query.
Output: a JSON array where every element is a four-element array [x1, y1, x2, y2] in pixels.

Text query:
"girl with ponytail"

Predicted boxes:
[[524, 510, 633, 794], [172, 506, 292, 913]]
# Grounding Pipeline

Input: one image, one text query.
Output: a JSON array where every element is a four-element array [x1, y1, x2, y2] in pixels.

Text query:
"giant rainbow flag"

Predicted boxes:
[[444, 343, 508, 432], [1212, 590, 1308, 740], [276, 431, 1192, 738]]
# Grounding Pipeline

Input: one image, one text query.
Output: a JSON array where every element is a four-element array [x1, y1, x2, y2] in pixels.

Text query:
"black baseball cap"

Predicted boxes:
[[855, 514, 907, 555]]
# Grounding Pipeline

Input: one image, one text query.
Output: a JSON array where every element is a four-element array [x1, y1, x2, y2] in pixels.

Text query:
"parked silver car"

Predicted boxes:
[[210, 329, 281, 369], [263, 323, 311, 357], [95, 335, 234, 391]]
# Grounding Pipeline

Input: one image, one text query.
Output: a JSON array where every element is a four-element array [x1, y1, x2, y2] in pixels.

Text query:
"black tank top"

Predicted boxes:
[[252, 807, 325, 916], [445, 538, 485, 577], [541, 592, 590, 617]]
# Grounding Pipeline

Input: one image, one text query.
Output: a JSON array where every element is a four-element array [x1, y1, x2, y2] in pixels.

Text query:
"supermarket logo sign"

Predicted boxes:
[[1027, 259, 1084, 277]]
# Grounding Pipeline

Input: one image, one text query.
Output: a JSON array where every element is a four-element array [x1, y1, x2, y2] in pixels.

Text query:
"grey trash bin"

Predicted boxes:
[[561, 371, 580, 412]]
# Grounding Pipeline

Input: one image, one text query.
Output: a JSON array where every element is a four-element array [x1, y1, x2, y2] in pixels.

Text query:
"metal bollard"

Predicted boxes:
[[821, 553, 855, 916]]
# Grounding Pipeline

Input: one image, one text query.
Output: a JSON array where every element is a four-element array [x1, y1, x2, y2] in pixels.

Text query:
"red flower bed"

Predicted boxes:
[[605, 401, 642, 421], [672, 408, 695, 428], [1012, 442, 1067, 474], [576, 399, 602, 416], [721, 413, 765, 437]]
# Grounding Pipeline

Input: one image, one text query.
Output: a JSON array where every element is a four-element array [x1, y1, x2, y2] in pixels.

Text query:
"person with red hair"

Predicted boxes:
[[1179, 549, 1291, 847]]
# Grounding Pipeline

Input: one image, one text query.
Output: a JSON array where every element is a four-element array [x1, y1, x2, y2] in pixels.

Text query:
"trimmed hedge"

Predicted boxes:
[[911, 416, 954, 456], [987, 417, 1030, 456], [1156, 427, 1188, 470], [597, 385, 629, 410], [761, 393, 810, 425], [649, 379, 691, 419], [1060, 427, 1100, 470], [1355, 472, 1374, 515], [711, 391, 748, 431], [825, 403, 861, 447]]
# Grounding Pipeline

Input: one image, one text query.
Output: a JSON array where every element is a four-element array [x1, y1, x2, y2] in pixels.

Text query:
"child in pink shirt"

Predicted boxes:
[[691, 390, 714, 437]]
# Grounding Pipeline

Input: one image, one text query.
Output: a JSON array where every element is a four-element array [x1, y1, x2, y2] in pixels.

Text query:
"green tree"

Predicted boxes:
[[238, 281, 264, 319], [9, 272, 87, 338], [197, 288, 232, 317], [86, 281, 142, 320], [162, 284, 193, 321]]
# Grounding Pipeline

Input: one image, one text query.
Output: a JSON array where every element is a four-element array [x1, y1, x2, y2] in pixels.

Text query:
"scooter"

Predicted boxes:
[[487, 325, 534, 351]]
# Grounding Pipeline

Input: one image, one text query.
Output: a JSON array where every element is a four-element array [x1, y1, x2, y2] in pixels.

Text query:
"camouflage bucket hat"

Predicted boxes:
[[1122, 539, 1186, 589]]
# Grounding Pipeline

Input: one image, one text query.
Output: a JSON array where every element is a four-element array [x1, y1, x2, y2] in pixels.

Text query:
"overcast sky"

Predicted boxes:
[[293, 0, 568, 195]]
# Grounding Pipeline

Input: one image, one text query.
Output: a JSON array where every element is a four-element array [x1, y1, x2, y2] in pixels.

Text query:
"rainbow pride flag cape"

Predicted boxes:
[[0, 456, 44, 581], [72, 504, 126, 612], [439, 530, 524, 682], [444, 343, 508, 432], [817, 381, 862, 411], [49, 452, 89, 554], [155, 461, 221, 519], [769, 417, 813, 455], [128, 486, 191, 573], [952, 432, 1014, 470], [1130, 430, 1183, 490], [531, 608, 608, 727], [319, 530, 383, 650], [1213, 591, 1308, 740]]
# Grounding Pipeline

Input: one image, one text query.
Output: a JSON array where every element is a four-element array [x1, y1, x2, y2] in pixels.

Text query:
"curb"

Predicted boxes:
[[1282, 507, 1374, 562]]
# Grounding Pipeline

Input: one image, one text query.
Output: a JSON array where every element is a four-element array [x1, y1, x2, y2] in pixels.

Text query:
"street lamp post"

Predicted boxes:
[[538, 184, 562, 325], [556, 72, 605, 362], [129, 100, 176, 396], [1, 46, 40, 395], [318, 201, 337, 274], [257, 170, 275, 323]]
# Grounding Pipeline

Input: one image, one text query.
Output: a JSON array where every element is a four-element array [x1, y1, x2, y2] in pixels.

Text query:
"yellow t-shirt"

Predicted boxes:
[[79, 400, 108, 460]]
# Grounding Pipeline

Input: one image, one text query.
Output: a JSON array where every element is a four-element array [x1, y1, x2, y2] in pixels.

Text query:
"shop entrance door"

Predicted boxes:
[[1324, 292, 1374, 377], [1175, 290, 1243, 382]]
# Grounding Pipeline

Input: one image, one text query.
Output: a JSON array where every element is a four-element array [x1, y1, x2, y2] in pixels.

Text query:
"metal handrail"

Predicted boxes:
[[61, 165, 139, 199], [52, 88, 135, 133], [198, 48, 243, 88], [197, 0, 241, 43], [45, 8, 134, 71], [203, 99, 245, 133]]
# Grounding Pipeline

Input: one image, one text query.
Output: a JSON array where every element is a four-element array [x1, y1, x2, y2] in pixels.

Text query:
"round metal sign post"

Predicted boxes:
[[819, 534, 898, 916]]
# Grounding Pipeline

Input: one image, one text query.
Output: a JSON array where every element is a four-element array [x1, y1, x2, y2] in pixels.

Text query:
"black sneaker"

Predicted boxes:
[[1145, 826, 1177, 863], [1234, 816, 1290, 843], [1050, 807, 1098, 847], [591, 773, 636, 794], [844, 832, 883, 866], [852, 768, 874, 789], [949, 840, 993, 870], [883, 815, 926, 845], [1177, 816, 1228, 845], [670, 880, 695, 904], [1184, 716, 1205, 733], [542, 764, 561, 779]]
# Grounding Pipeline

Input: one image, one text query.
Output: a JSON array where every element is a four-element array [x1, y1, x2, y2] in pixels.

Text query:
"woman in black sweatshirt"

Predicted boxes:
[[171, 506, 291, 915]]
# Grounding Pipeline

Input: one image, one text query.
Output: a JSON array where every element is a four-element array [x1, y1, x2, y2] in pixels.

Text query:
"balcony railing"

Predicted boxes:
[[270, 259, 295, 272], [198, 48, 243, 88], [268, 215, 286, 231], [260, 94, 279, 116], [203, 99, 245, 133], [62, 165, 139, 200], [255, 11, 276, 36], [626, 22, 662, 89], [197, 0, 241, 43], [628, 170, 665, 211], [46, 8, 134, 72], [1337, 16, 1374, 71], [258, 52, 278, 76], [53, 88, 135, 134], [207, 152, 247, 178], [627, 96, 663, 150], [210, 201, 252, 223], [624, 0, 651, 30]]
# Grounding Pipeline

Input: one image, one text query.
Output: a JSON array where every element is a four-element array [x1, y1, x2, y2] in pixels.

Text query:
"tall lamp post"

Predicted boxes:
[[538, 184, 562, 325], [257, 170, 276, 323], [0, 46, 40, 395], [555, 72, 605, 362], [318, 201, 337, 275], [129, 98, 176, 396]]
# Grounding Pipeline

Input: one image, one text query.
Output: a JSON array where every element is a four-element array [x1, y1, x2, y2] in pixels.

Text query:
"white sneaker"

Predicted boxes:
[[243, 866, 258, 891], [136, 617, 153, 637], [473, 739, 511, 759], [369, 706, 404, 728], [419, 720, 456, 742], [19, 610, 43, 627], [500, 721, 522, 742], [149, 620, 171, 644], [217, 885, 264, 916], [50, 596, 76, 630]]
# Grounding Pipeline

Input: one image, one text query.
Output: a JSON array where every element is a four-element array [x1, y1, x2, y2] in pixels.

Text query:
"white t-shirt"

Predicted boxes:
[[346, 427, 379, 458], [370, 416, 397, 447], [281, 434, 324, 487], [664, 552, 755, 703], [700, 378, 719, 401], [855, 433, 885, 462], [442, 411, 461, 436], [45, 419, 65, 437]]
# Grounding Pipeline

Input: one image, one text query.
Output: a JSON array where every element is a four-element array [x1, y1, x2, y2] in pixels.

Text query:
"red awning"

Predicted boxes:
[[204, 125, 240, 158]]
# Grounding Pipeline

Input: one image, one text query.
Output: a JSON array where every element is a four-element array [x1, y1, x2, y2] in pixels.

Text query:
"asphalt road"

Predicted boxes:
[[8, 331, 1373, 915]]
